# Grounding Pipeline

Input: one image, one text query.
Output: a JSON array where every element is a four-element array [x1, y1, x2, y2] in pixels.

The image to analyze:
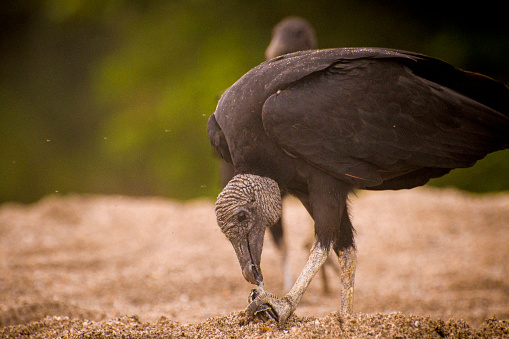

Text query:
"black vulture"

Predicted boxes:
[[220, 16, 317, 291], [207, 48, 509, 325], [265, 16, 317, 60]]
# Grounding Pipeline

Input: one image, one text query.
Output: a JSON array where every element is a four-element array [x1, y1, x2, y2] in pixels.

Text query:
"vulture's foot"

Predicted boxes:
[[245, 242, 330, 326], [246, 289, 294, 325]]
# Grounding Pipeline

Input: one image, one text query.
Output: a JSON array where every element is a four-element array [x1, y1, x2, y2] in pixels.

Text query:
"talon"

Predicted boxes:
[[247, 289, 277, 322], [246, 290, 293, 325], [248, 289, 258, 303]]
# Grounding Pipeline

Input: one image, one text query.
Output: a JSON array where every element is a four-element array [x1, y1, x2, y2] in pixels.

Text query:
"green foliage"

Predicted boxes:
[[429, 150, 509, 193], [1, 0, 508, 203]]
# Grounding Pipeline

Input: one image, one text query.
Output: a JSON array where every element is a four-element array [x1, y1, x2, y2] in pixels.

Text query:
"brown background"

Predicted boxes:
[[1, 188, 508, 337]]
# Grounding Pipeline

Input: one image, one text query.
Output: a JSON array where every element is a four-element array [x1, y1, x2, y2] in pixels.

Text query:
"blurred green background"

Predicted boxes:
[[1, 0, 508, 204]]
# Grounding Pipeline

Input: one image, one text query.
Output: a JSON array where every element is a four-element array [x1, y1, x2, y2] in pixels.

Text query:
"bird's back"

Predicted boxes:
[[210, 48, 509, 189]]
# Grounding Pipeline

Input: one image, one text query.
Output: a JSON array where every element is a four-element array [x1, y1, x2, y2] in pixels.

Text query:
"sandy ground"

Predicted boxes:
[[0, 188, 508, 338]]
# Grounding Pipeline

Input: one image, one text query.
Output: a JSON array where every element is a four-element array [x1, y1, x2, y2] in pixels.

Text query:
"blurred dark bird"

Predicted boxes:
[[207, 47, 509, 325], [220, 16, 317, 291], [265, 16, 317, 60]]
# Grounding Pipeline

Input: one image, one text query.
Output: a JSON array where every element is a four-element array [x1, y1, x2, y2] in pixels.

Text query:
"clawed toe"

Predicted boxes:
[[246, 289, 293, 325], [247, 289, 279, 322]]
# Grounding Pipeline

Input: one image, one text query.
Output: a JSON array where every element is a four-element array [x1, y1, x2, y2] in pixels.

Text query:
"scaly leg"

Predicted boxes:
[[246, 241, 329, 325], [268, 213, 293, 291], [337, 246, 356, 314], [270, 222, 293, 291], [281, 242, 293, 291]]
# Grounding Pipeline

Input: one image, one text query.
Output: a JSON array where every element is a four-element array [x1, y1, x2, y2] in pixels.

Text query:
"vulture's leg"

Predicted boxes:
[[337, 246, 356, 314], [303, 235, 339, 294], [246, 174, 353, 325], [268, 217, 292, 291], [320, 261, 329, 294], [246, 241, 329, 325]]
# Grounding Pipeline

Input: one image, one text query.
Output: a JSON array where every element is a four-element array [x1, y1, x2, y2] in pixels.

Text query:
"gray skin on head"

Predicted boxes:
[[215, 174, 282, 286], [265, 17, 317, 60]]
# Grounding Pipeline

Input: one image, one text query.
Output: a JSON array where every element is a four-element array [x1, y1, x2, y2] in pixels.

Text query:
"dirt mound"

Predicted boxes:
[[0, 188, 508, 337], [2, 312, 508, 338], [0, 300, 105, 328]]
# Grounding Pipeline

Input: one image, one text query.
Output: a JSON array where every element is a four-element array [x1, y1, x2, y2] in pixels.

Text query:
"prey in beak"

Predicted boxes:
[[215, 174, 282, 287]]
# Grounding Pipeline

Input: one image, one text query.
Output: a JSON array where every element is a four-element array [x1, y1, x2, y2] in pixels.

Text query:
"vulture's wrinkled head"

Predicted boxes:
[[215, 174, 282, 285]]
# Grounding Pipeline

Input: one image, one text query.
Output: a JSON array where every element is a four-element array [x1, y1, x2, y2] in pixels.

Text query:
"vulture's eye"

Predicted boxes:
[[237, 212, 247, 223]]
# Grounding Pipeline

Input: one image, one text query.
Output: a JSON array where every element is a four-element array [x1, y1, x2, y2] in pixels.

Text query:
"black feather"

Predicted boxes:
[[208, 47, 509, 249]]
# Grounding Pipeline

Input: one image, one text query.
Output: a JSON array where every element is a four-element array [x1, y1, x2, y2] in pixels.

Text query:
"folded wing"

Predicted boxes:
[[262, 52, 509, 189]]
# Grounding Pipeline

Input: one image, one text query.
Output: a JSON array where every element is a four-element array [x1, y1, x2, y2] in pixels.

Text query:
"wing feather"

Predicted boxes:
[[262, 57, 509, 188]]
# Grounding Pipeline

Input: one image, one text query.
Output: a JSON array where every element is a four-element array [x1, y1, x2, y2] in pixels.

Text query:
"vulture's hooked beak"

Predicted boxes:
[[232, 227, 265, 286], [215, 175, 282, 287], [265, 35, 283, 60]]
